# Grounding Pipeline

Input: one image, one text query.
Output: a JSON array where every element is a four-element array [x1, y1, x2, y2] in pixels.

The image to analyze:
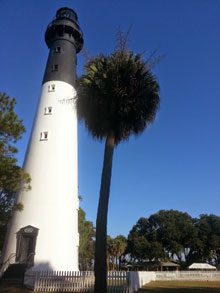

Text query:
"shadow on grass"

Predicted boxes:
[[0, 284, 32, 293]]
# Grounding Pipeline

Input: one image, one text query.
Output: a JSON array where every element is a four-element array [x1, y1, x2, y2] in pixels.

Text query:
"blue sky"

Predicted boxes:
[[1, 0, 220, 237]]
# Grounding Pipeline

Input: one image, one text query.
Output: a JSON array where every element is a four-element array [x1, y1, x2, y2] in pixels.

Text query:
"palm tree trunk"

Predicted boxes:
[[94, 134, 115, 293]]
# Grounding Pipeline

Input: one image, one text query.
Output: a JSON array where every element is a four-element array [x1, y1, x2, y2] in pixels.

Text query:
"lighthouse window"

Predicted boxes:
[[44, 107, 52, 115], [52, 65, 58, 71], [48, 84, 55, 92], [40, 131, 48, 141], [54, 46, 61, 53]]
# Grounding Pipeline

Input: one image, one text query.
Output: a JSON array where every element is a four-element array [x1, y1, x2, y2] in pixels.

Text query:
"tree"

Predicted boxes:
[[187, 214, 220, 266], [148, 210, 197, 263], [127, 210, 197, 266], [127, 217, 165, 263], [77, 33, 160, 293], [127, 210, 220, 268], [0, 93, 30, 252], [107, 236, 114, 271], [107, 235, 127, 270], [78, 207, 95, 270], [114, 235, 127, 270]]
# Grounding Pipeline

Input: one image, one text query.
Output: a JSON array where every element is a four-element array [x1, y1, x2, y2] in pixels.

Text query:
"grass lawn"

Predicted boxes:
[[1, 281, 220, 293], [140, 281, 220, 293]]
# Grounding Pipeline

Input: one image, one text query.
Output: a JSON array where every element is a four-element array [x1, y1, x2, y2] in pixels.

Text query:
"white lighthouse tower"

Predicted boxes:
[[2, 7, 83, 271]]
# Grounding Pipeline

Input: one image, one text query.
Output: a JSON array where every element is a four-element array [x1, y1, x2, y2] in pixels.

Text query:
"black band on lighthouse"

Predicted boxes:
[[42, 7, 83, 86]]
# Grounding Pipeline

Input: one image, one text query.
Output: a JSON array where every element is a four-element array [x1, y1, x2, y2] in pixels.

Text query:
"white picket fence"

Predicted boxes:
[[155, 271, 220, 281], [24, 270, 220, 292], [25, 271, 129, 292]]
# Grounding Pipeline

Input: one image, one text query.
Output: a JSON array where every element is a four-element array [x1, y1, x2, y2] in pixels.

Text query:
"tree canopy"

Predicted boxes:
[[107, 235, 127, 270], [78, 209, 220, 271], [0, 93, 30, 252], [78, 207, 95, 270], [189, 214, 220, 266], [77, 50, 159, 144], [127, 210, 220, 268]]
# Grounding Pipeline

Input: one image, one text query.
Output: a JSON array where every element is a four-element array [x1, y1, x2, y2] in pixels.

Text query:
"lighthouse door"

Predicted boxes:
[[16, 226, 39, 267]]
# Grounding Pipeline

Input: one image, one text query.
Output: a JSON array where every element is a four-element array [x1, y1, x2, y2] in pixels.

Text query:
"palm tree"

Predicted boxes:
[[107, 235, 127, 270], [77, 38, 160, 293]]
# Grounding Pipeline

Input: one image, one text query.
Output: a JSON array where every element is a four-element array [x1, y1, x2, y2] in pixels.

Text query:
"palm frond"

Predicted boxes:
[[77, 49, 160, 144]]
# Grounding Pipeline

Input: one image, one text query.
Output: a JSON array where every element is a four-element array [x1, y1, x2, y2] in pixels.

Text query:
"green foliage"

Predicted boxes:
[[77, 50, 160, 144], [0, 93, 25, 148], [127, 210, 220, 268], [107, 235, 127, 270], [127, 216, 165, 262], [78, 208, 95, 270], [0, 93, 30, 252], [148, 210, 197, 262], [188, 214, 220, 265]]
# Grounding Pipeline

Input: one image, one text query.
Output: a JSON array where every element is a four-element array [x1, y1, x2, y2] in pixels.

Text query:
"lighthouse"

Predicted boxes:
[[2, 7, 83, 271]]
